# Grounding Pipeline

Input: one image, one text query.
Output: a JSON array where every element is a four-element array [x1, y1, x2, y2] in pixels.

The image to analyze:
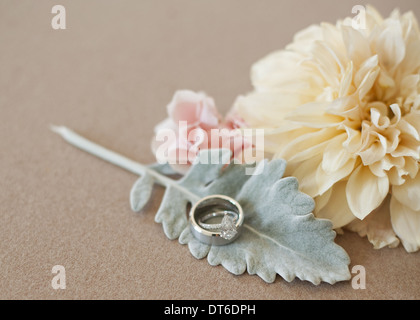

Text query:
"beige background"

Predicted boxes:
[[1, 0, 419, 299]]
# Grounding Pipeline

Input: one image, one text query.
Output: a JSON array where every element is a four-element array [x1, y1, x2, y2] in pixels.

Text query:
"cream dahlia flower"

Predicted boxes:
[[233, 6, 420, 252]]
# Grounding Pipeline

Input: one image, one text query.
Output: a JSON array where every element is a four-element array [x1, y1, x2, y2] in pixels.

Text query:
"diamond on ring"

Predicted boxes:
[[220, 214, 238, 240]]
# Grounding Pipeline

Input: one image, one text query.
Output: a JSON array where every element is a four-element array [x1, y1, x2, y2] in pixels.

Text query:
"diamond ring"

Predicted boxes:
[[189, 195, 244, 246]]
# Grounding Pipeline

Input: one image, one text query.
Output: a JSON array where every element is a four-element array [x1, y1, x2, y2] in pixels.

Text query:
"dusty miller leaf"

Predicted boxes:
[[130, 173, 155, 212], [130, 163, 179, 213], [130, 149, 351, 284]]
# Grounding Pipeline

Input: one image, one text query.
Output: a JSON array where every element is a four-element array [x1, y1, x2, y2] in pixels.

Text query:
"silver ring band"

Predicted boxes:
[[189, 195, 244, 246], [198, 210, 238, 231]]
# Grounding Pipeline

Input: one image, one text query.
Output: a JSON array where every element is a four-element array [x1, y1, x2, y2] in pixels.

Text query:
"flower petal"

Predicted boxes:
[[342, 126, 363, 153], [390, 196, 420, 252], [346, 165, 389, 219], [314, 186, 332, 212], [279, 127, 337, 160], [315, 181, 356, 228], [399, 40, 420, 76], [289, 154, 323, 197], [354, 55, 379, 88], [342, 26, 371, 67], [371, 19, 406, 73], [358, 131, 388, 165], [365, 5, 384, 31], [251, 49, 323, 94], [285, 102, 344, 128], [263, 125, 314, 154], [392, 172, 420, 211], [167, 90, 220, 130], [233, 92, 306, 127], [345, 195, 400, 249], [321, 133, 351, 172], [317, 157, 356, 195], [357, 65, 380, 101]]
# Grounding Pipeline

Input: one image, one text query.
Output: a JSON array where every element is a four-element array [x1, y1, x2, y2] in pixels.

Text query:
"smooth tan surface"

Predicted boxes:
[[1, 0, 419, 300]]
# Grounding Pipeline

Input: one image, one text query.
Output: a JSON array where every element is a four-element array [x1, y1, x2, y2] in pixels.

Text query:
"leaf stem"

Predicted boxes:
[[50, 125, 196, 200]]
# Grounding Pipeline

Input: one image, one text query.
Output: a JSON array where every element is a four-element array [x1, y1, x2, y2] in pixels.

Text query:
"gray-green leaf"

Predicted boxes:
[[130, 172, 155, 212], [130, 149, 351, 284]]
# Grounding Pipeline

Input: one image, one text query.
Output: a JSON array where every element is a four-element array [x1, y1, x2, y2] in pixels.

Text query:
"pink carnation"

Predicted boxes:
[[152, 90, 252, 174]]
